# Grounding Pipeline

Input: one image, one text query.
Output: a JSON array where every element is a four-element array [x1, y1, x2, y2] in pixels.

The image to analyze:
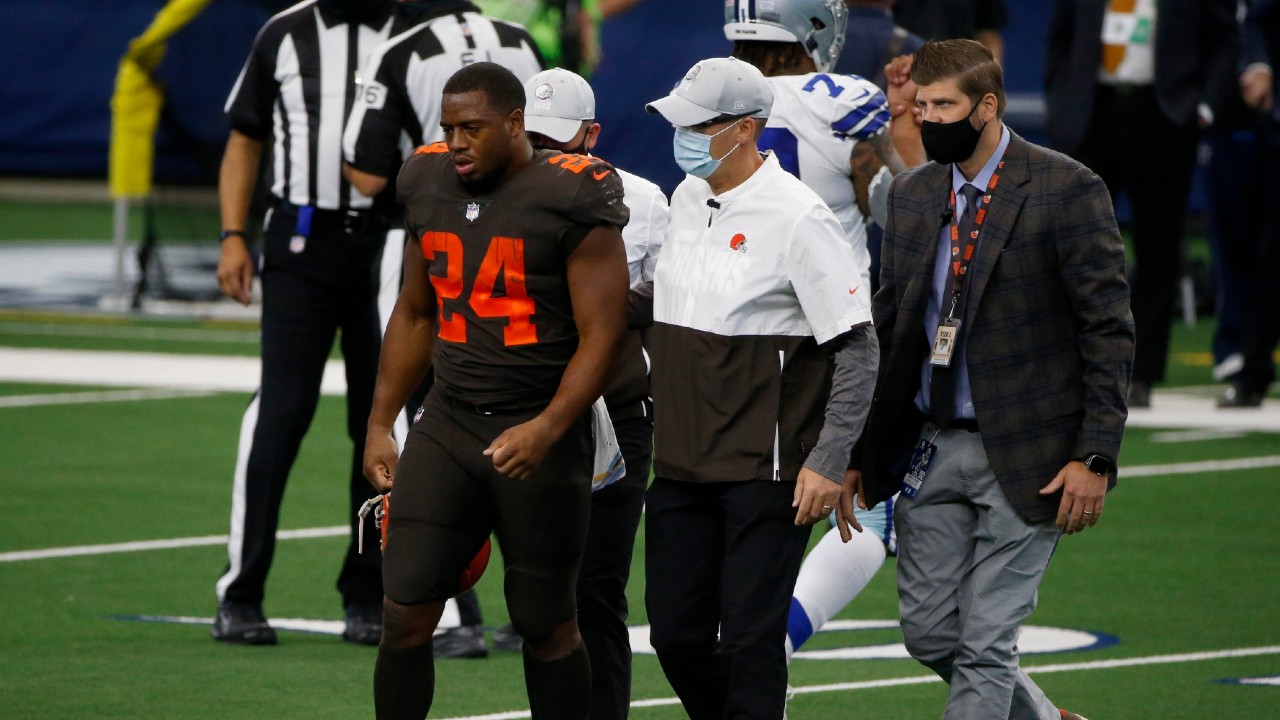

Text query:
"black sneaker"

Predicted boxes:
[[491, 622, 523, 652], [211, 602, 277, 645], [1218, 383, 1265, 408], [343, 603, 383, 646], [433, 625, 488, 658]]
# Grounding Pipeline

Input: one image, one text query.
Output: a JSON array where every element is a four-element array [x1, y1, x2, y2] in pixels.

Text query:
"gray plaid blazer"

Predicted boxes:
[[858, 131, 1135, 524]]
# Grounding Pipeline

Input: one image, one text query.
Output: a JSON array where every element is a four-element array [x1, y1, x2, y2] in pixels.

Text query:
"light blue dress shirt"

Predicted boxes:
[[914, 124, 1011, 420]]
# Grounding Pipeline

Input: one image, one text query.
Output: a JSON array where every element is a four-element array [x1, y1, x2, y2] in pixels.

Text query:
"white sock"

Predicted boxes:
[[786, 526, 887, 660]]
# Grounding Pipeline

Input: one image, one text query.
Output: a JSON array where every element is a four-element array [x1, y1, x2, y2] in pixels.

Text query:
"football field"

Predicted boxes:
[[1, 310, 1277, 719]]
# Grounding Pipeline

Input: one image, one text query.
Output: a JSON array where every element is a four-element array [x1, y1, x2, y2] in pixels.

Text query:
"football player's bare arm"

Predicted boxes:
[[343, 162, 388, 198], [216, 130, 263, 306], [850, 131, 907, 219], [884, 55, 927, 168], [364, 235, 437, 492], [484, 224, 629, 480]]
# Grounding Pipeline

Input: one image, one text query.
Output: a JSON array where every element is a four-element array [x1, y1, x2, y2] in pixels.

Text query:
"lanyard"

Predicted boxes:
[[945, 152, 1006, 319]]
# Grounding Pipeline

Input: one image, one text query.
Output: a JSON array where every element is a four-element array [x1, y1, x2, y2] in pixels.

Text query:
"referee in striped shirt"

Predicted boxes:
[[342, 3, 544, 199], [212, 0, 421, 646]]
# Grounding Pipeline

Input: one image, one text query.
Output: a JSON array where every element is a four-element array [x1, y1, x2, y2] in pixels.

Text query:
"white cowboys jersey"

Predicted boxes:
[[758, 73, 891, 290]]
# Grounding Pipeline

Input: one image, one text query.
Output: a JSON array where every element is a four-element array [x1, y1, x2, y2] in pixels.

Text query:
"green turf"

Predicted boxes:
[[2, 318, 1279, 718], [0, 199, 220, 243], [0, 310, 262, 357]]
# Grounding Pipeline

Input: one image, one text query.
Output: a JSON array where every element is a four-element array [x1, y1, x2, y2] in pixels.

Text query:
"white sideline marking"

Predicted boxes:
[[0, 321, 259, 344], [1125, 390, 1280, 431], [435, 645, 1280, 720], [0, 347, 348, 395], [0, 388, 213, 408], [0, 526, 346, 562], [0, 349, 1274, 429], [1150, 429, 1246, 443], [5, 454, 1279, 563], [1123, 455, 1280, 478]]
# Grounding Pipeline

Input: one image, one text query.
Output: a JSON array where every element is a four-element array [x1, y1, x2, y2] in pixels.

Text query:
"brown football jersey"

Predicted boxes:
[[397, 145, 629, 410]]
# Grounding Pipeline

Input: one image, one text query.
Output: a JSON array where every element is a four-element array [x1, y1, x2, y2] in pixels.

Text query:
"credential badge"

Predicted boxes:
[[465, 202, 480, 222]]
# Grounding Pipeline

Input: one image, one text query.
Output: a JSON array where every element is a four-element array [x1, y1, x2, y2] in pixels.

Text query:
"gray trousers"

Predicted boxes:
[[894, 425, 1062, 720]]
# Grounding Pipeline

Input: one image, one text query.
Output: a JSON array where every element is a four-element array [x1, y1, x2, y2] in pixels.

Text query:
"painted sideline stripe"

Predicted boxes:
[[1123, 455, 1280, 478], [4, 455, 1279, 563], [0, 321, 259, 344], [436, 645, 1280, 720], [0, 526, 347, 563], [0, 388, 214, 408], [0, 347, 348, 395]]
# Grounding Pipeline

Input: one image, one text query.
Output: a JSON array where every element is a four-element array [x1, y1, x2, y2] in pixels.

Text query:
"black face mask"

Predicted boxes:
[[317, 0, 390, 23], [921, 104, 987, 165]]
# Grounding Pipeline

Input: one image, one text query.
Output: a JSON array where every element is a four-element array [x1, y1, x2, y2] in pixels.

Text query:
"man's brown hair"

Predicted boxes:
[[910, 39, 1005, 118]]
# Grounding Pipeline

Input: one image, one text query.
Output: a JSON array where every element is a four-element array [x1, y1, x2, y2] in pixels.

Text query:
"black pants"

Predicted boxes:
[[216, 204, 388, 608], [1203, 128, 1267, 364], [580, 411, 653, 720], [645, 477, 811, 720], [1073, 84, 1200, 384], [1237, 141, 1280, 393]]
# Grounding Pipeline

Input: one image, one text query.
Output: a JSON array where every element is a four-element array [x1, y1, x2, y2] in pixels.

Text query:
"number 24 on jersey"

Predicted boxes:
[[421, 231, 539, 347]]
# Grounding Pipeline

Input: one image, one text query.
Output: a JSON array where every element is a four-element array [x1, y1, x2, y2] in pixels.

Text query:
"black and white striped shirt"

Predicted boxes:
[[342, 7, 544, 182], [224, 0, 408, 210]]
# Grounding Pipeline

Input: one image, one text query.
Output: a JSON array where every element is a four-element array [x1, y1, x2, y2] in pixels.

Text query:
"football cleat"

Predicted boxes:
[[342, 603, 383, 646], [211, 602, 277, 645]]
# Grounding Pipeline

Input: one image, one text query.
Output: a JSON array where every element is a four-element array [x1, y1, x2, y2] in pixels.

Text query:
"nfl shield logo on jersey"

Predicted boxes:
[[465, 202, 480, 222]]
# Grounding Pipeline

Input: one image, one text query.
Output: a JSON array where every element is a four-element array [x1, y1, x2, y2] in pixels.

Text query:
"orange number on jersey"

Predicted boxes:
[[421, 231, 467, 342], [420, 232, 539, 347], [547, 153, 594, 174], [470, 236, 538, 346], [414, 142, 449, 155]]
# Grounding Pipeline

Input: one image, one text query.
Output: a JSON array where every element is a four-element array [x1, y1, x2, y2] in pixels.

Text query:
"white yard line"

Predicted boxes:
[[0, 387, 214, 408], [0, 526, 347, 562], [1149, 428, 1247, 443], [1122, 455, 1280, 478], [4, 454, 1279, 564], [434, 645, 1280, 720]]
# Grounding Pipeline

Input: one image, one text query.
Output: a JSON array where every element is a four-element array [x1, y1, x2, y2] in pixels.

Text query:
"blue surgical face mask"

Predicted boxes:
[[673, 119, 743, 179]]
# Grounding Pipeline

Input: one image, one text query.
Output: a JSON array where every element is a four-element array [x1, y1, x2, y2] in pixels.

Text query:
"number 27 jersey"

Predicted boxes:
[[397, 145, 629, 410]]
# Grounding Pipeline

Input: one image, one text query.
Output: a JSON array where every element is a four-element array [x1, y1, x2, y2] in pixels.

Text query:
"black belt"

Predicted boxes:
[[927, 417, 980, 433], [438, 389, 544, 417], [275, 202, 382, 235]]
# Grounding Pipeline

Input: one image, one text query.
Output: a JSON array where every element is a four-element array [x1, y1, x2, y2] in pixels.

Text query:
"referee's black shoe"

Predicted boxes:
[[211, 602, 278, 645], [433, 625, 488, 658], [342, 603, 383, 646]]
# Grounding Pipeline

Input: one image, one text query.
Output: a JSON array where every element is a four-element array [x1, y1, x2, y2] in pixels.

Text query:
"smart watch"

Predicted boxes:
[[1080, 454, 1114, 477]]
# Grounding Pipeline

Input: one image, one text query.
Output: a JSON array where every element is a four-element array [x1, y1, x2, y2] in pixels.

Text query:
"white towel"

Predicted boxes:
[[590, 396, 626, 491]]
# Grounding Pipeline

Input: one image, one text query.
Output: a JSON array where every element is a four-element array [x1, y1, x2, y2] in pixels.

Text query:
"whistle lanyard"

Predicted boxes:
[[945, 151, 1006, 320]]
